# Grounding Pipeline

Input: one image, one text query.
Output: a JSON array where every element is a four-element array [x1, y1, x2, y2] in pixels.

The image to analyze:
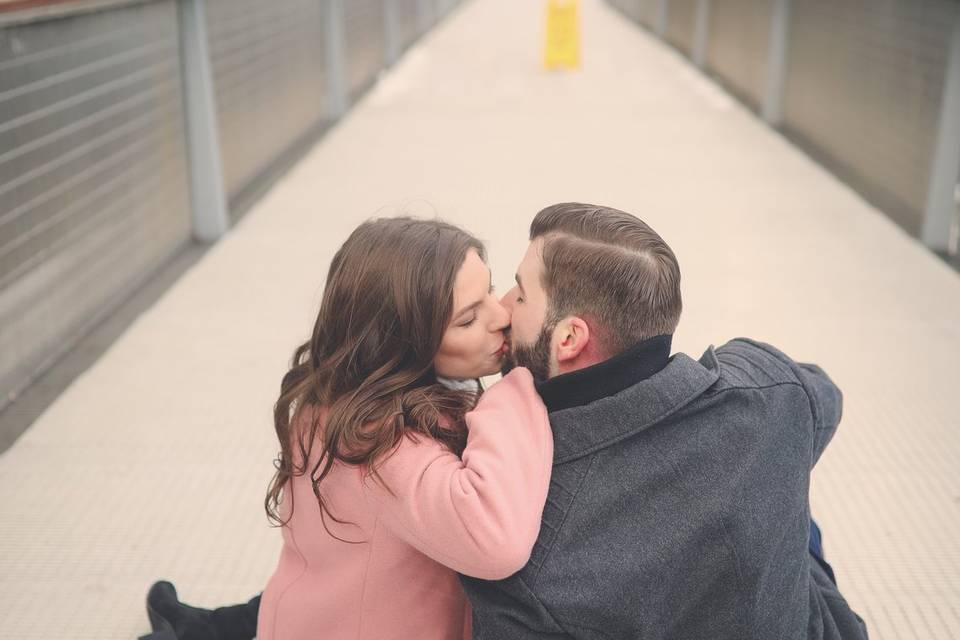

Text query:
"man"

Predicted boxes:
[[145, 203, 867, 640], [461, 203, 867, 639]]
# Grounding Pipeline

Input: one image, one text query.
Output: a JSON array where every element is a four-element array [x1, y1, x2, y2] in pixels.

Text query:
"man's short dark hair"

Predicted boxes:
[[529, 203, 682, 354]]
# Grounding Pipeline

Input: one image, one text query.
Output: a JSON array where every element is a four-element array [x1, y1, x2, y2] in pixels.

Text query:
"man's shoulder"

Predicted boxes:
[[707, 338, 807, 391]]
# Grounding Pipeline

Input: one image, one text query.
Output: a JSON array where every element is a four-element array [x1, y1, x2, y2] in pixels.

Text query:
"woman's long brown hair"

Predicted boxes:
[[264, 217, 485, 539]]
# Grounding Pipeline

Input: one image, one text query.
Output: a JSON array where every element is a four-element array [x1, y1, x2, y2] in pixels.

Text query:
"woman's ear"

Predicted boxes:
[[553, 316, 590, 365]]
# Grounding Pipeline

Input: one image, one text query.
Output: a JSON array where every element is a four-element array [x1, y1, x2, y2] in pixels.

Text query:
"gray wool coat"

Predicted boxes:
[[460, 337, 869, 640]]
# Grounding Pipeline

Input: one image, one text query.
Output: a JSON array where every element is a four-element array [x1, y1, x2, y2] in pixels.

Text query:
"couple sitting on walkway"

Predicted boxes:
[[145, 203, 868, 640]]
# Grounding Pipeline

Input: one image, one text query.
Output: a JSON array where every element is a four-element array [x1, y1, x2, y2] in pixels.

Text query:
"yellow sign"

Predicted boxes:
[[544, 0, 580, 70]]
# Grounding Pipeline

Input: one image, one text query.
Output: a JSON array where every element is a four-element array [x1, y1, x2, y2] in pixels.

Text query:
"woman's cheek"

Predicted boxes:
[[457, 332, 478, 365], [471, 326, 488, 361]]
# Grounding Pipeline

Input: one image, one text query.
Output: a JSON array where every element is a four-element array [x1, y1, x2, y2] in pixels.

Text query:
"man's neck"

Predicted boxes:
[[536, 335, 673, 413]]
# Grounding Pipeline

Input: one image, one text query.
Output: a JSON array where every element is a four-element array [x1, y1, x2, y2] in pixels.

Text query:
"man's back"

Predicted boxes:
[[461, 337, 868, 640]]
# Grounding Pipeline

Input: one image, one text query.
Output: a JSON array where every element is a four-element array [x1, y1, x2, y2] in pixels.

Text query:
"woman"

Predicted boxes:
[[145, 217, 553, 640]]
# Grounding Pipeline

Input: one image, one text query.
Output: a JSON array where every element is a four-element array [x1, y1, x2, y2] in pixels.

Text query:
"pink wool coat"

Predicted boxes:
[[257, 368, 554, 640]]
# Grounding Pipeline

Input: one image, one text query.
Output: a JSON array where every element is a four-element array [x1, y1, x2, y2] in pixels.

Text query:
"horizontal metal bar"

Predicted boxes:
[[0, 37, 172, 107], [0, 96, 166, 198], [0, 24, 130, 73], [0, 0, 152, 28], [0, 143, 182, 291], [0, 63, 177, 167], [0, 52, 177, 133], [0, 107, 179, 257], [0, 107, 178, 233]]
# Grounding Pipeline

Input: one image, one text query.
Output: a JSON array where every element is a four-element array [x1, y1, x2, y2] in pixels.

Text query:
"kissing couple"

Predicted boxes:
[[144, 203, 869, 640]]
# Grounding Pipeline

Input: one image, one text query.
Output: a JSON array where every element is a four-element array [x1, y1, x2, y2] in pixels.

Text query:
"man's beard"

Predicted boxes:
[[501, 323, 555, 381]]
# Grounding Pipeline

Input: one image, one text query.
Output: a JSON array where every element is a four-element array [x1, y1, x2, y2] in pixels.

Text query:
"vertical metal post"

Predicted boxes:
[[325, 0, 347, 118], [656, 0, 668, 37], [179, 0, 229, 241], [384, 0, 399, 66], [692, 0, 710, 68], [922, 12, 960, 253], [762, 0, 790, 125]]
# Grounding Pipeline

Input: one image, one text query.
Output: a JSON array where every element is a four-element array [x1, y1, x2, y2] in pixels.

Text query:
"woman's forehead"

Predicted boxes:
[[453, 250, 490, 302]]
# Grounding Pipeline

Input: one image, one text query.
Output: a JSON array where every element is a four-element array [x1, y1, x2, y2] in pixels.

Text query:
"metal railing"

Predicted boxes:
[[607, 0, 960, 259], [0, 0, 464, 411]]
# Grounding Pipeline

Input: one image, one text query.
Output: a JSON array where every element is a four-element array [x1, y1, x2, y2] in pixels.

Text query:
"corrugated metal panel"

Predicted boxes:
[[665, 0, 697, 56], [344, 0, 387, 101], [0, 0, 191, 405], [206, 0, 329, 208], [704, 0, 773, 109], [782, 0, 959, 236], [397, 0, 421, 51]]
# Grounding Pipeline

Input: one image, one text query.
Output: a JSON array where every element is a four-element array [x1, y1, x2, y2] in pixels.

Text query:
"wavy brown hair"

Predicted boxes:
[[265, 217, 485, 538]]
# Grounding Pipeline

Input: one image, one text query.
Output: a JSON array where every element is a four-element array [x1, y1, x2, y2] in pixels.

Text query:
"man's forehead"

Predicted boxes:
[[514, 240, 545, 296], [519, 238, 543, 271]]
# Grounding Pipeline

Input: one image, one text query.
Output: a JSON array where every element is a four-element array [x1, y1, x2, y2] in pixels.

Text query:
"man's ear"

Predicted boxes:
[[554, 316, 591, 364]]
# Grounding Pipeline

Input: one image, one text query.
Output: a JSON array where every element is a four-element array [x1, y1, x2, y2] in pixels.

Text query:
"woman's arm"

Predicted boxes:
[[361, 368, 553, 580]]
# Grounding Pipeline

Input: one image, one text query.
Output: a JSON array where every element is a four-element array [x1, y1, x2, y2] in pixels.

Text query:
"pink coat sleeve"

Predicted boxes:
[[361, 368, 554, 580]]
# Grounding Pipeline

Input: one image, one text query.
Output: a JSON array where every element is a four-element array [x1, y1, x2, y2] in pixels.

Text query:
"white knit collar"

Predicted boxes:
[[436, 376, 481, 394]]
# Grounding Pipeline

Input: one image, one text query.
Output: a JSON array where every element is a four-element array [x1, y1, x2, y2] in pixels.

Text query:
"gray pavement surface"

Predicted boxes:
[[1, 0, 958, 638]]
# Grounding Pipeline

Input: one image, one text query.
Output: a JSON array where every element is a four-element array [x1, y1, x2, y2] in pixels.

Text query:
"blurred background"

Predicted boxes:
[[0, 0, 958, 638]]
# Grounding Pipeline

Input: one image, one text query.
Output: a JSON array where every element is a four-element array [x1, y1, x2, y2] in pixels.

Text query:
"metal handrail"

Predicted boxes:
[[0, 0, 147, 27]]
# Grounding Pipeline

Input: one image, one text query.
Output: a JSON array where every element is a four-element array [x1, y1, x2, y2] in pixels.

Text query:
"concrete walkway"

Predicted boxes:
[[1, 0, 958, 637]]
